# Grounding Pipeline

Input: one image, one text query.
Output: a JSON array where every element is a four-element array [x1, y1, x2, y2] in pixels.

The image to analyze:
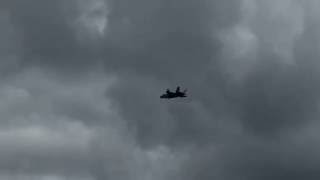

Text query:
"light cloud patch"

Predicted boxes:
[[74, 0, 109, 42]]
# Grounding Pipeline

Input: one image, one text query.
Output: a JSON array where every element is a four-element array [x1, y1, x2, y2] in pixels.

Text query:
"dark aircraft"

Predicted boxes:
[[160, 86, 187, 99]]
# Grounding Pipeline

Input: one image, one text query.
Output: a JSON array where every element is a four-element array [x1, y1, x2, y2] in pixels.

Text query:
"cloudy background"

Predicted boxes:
[[1, 0, 320, 179]]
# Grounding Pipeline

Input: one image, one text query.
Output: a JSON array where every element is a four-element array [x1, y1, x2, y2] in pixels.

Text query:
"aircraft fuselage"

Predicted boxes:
[[160, 92, 187, 99]]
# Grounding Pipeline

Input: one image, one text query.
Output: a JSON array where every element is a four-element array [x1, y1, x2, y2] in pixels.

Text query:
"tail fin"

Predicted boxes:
[[176, 86, 180, 93]]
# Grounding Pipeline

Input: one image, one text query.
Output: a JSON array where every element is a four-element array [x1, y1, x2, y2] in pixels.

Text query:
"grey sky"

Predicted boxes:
[[1, 0, 320, 179]]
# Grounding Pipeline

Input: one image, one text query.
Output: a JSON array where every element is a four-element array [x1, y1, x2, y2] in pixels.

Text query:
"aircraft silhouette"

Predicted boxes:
[[160, 86, 187, 99]]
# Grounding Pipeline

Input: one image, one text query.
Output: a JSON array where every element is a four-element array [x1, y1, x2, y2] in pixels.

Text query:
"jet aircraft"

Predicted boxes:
[[160, 86, 187, 99]]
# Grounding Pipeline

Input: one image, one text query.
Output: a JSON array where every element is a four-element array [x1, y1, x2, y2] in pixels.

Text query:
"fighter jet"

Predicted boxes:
[[160, 86, 187, 99]]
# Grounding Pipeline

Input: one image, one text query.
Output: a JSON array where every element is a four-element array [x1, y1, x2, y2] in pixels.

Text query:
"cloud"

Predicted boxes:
[[3, 0, 108, 74], [2, 0, 320, 180], [104, 0, 320, 179], [0, 67, 186, 180]]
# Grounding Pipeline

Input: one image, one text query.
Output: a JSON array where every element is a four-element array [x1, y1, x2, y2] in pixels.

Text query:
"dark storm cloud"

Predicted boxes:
[[104, 0, 241, 80], [8, 1, 75, 58], [233, 0, 320, 136], [104, 0, 320, 180], [3, 0, 106, 74], [0, 9, 22, 77], [105, 0, 320, 144], [238, 57, 320, 136], [0, 68, 181, 180], [3, 0, 320, 180], [104, 0, 242, 147], [181, 131, 320, 180]]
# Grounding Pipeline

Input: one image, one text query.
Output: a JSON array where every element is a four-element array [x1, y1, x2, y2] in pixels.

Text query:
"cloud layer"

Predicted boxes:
[[1, 0, 320, 179]]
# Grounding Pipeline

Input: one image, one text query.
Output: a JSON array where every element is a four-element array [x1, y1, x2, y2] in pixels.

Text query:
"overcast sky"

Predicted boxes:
[[1, 0, 320, 179]]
